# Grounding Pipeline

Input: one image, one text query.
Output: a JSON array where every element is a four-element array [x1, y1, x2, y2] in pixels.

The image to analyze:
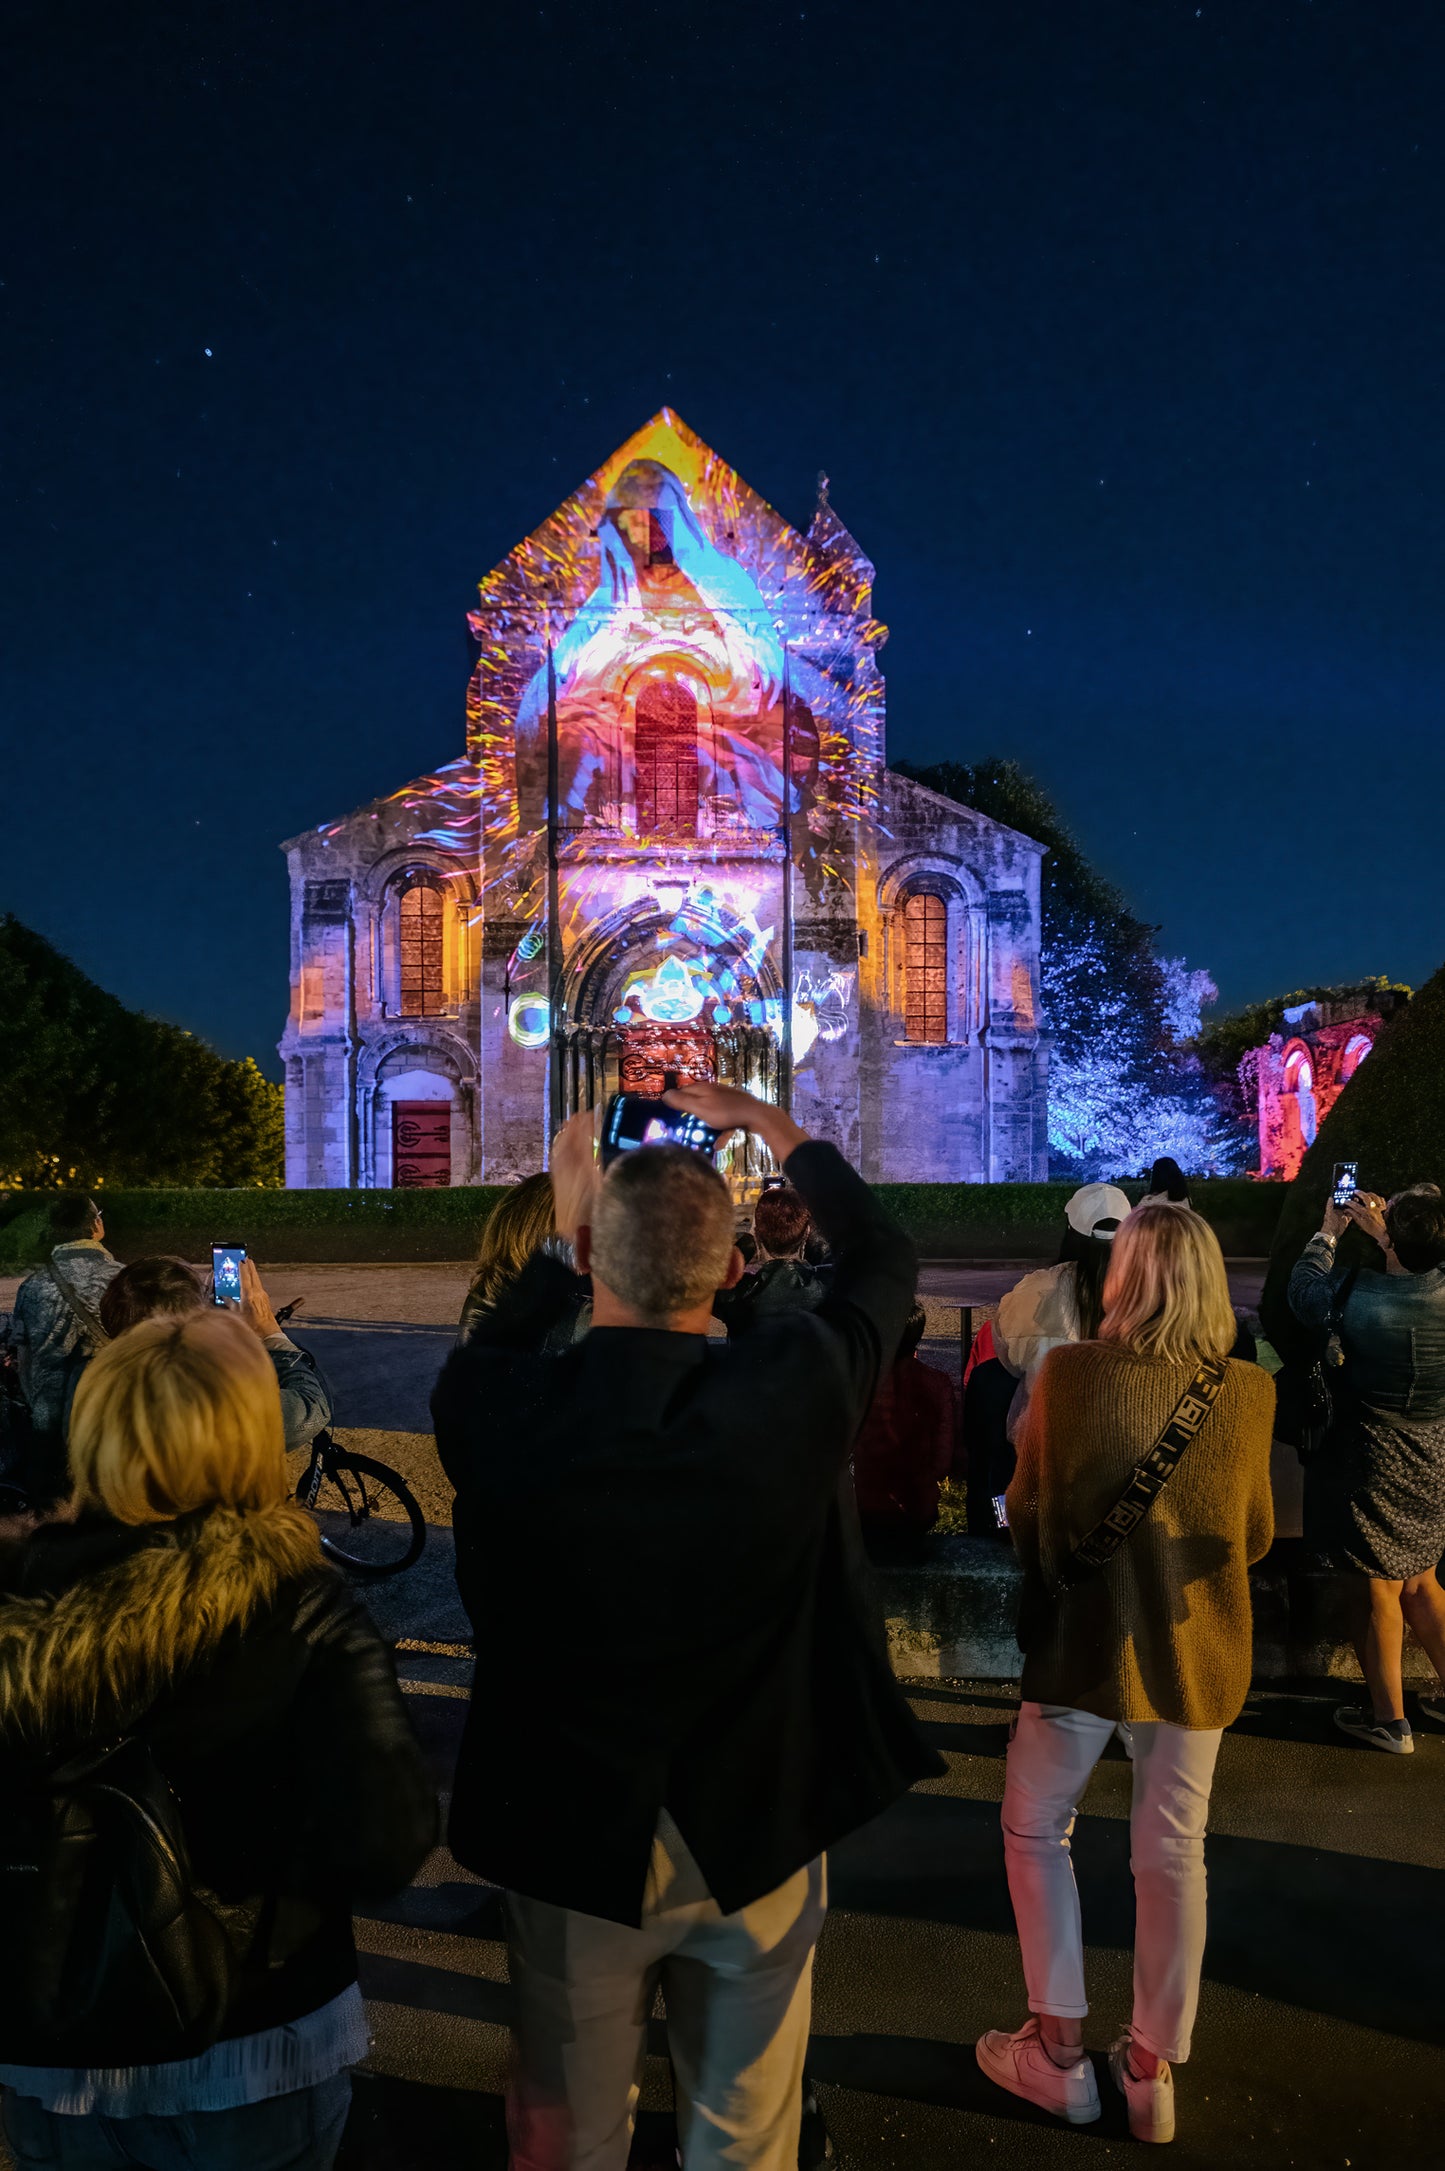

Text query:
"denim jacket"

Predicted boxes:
[[13, 1242, 122, 1435], [1288, 1234, 1445, 1424]]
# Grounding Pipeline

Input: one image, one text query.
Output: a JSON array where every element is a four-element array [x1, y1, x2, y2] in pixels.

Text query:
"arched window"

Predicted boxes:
[[1283, 1041, 1317, 1148], [635, 677, 698, 834], [902, 890, 948, 1043], [399, 883, 445, 1016], [1341, 1033, 1373, 1081]]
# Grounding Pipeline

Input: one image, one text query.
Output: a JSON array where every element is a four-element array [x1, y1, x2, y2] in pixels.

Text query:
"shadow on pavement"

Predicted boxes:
[[808, 2033, 1131, 2141], [340, 2073, 681, 2169], [831, 1791, 1445, 2045]]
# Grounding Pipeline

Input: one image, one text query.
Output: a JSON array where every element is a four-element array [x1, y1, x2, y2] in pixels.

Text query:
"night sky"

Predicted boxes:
[[7, 1, 1442, 1078]]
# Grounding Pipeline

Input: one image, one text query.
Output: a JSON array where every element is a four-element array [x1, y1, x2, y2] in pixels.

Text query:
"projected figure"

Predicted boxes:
[[514, 459, 793, 832]]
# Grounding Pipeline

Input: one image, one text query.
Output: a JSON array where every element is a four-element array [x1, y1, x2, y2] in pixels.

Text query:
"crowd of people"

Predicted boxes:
[[0, 1120, 1442, 2167]]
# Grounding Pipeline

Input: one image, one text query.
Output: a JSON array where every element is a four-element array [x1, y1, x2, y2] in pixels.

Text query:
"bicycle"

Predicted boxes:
[[295, 1426, 427, 1578], [271, 1296, 429, 1579]]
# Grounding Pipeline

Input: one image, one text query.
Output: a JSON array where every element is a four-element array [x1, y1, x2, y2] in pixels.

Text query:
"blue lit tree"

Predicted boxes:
[[894, 759, 1237, 1177]]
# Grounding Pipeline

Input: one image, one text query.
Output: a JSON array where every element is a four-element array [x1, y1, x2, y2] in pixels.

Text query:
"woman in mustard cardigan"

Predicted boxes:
[[977, 1204, 1275, 2145]]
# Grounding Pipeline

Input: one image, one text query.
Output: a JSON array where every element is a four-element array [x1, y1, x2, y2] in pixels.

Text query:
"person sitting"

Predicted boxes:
[[98, 1255, 334, 1453], [1141, 1155, 1192, 1207], [457, 1171, 591, 1351], [714, 1179, 829, 1339], [853, 1302, 962, 1557], [978, 1203, 1274, 2144], [433, 1083, 941, 2171], [11, 1194, 121, 1506], [1288, 1182, 1445, 1752], [0, 1309, 436, 2170]]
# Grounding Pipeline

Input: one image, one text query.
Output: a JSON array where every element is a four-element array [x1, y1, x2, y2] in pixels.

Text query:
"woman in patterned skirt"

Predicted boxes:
[[1289, 1184, 1445, 1752]]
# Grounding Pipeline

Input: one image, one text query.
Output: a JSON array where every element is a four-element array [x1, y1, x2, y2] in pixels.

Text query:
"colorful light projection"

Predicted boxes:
[[324, 415, 885, 1078], [465, 411, 887, 902], [506, 994, 551, 1048]]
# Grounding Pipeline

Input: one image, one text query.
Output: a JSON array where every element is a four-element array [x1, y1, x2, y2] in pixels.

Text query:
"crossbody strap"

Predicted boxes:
[[47, 1260, 112, 1354], [1053, 1353, 1228, 1592]]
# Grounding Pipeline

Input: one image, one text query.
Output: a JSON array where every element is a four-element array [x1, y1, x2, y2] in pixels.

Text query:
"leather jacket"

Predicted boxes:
[[0, 1504, 437, 2059]]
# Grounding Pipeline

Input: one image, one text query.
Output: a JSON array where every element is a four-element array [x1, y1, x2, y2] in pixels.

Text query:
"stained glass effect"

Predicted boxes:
[[635, 677, 699, 833], [399, 884, 444, 1015], [904, 891, 947, 1043]]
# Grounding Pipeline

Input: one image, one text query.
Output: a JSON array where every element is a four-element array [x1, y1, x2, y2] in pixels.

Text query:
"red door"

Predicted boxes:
[[393, 1101, 451, 1188]]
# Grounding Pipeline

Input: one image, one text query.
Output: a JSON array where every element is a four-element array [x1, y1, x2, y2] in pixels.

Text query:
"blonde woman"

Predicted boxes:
[[457, 1171, 592, 1350], [977, 1205, 1274, 2145], [0, 1311, 435, 2171]]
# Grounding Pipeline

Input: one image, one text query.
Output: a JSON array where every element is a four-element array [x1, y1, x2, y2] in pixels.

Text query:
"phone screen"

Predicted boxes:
[[1332, 1161, 1360, 1210], [992, 1493, 1010, 1530], [600, 1094, 721, 1168], [212, 1245, 246, 1307]]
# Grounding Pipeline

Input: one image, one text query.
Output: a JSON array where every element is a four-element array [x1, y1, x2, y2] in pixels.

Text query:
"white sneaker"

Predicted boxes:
[[976, 2018, 1101, 2124], [1416, 1691, 1445, 1729], [1333, 1704, 1414, 1754], [1108, 2029, 1175, 2144]]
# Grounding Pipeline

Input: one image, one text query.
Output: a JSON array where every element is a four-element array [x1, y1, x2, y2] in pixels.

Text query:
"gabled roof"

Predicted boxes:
[[471, 407, 874, 620], [884, 767, 1050, 858]]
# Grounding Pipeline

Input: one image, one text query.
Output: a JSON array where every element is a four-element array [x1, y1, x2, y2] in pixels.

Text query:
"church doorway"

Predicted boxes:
[[392, 1101, 451, 1187]]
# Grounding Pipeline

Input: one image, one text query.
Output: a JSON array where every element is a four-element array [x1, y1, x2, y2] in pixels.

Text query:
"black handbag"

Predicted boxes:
[[1274, 1266, 1360, 1463]]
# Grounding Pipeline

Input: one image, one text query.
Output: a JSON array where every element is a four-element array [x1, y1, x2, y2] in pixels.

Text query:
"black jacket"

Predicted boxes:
[[433, 1141, 942, 1926], [713, 1257, 831, 1338], [0, 1503, 437, 2059]]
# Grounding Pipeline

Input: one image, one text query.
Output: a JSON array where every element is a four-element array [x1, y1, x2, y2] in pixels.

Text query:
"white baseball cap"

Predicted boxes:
[[1065, 1183, 1132, 1241]]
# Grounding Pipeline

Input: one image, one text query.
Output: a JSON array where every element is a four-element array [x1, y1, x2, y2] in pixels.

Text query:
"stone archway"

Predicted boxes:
[[554, 894, 785, 1182]]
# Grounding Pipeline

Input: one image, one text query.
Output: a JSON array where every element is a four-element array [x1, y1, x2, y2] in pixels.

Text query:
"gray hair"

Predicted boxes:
[[590, 1146, 736, 1320]]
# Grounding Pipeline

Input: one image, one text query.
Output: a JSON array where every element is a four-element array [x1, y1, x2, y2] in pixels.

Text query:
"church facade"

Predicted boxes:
[[279, 412, 1048, 1188]]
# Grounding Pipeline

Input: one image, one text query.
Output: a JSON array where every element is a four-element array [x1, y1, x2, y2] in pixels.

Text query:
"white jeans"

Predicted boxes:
[[505, 1812, 827, 2171], [1001, 1702, 1223, 2064]]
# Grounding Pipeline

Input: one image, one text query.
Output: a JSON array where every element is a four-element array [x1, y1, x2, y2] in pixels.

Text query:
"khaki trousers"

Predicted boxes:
[[505, 1812, 827, 2171]]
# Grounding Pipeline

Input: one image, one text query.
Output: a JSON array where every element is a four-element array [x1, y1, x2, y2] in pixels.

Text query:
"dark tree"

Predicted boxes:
[[0, 915, 283, 1189]]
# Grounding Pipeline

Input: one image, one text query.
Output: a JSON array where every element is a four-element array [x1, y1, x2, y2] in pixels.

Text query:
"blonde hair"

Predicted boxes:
[[469, 1173, 557, 1310], [1099, 1202, 1236, 1364], [591, 1146, 735, 1320], [69, 1310, 287, 1525]]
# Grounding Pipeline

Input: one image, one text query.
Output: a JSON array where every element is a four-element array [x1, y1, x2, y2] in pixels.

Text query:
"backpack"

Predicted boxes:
[[1, 1733, 240, 2065]]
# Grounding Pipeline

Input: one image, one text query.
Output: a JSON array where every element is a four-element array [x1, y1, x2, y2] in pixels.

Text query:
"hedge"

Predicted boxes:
[[0, 1176, 1286, 1269]]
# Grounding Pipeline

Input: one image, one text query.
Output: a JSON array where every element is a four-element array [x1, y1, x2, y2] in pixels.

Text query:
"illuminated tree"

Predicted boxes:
[[894, 759, 1234, 1177]]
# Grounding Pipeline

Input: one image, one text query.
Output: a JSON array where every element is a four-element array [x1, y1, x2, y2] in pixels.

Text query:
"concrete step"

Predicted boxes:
[[874, 1536, 1438, 1683]]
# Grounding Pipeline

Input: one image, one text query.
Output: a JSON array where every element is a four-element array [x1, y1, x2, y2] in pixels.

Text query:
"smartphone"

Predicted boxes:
[[1332, 1161, 1360, 1210], [212, 1244, 246, 1307], [992, 1493, 1010, 1531], [600, 1093, 721, 1168]]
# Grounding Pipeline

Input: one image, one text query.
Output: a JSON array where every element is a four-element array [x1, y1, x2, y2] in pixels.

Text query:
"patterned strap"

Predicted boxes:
[[1053, 1354, 1228, 1591], [47, 1260, 112, 1353]]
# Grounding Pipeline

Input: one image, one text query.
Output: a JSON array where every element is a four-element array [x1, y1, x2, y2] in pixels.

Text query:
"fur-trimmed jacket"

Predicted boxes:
[[0, 1501, 437, 2060]]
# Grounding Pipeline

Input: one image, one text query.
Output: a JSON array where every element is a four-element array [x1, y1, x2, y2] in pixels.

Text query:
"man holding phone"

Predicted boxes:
[[433, 1086, 940, 2171]]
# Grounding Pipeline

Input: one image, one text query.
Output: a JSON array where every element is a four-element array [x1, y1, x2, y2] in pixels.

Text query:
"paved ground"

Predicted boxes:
[[335, 1665, 1445, 2170]]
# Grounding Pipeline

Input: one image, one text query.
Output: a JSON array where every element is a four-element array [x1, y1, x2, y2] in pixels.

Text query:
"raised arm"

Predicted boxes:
[[665, 1084, 917, 1425], [1287, 1230, 1345, 1331]]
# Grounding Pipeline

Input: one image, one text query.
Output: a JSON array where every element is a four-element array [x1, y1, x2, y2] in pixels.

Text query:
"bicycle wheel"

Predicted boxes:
[[302, 1449, 427, 1578]]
